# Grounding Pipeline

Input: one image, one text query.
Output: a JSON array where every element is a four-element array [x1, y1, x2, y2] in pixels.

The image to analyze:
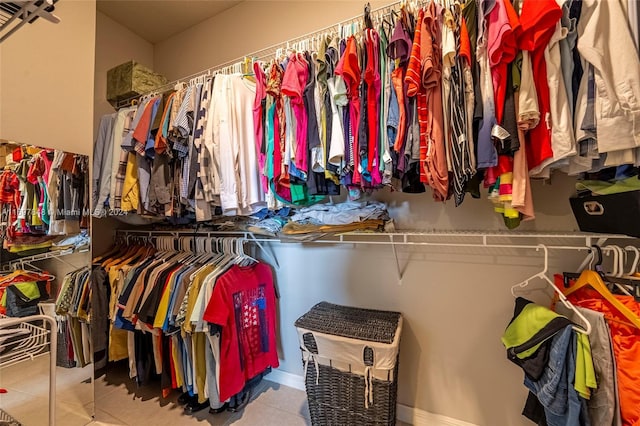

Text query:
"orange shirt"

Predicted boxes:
[[423, 2, 448, 201], [559, 275, 640, 426], [335, 36, 362, 185], [154, 92, 175, 155]]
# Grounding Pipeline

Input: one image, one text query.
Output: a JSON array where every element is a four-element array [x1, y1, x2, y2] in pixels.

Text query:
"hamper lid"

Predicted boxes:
[[295, 301, 401, 344]]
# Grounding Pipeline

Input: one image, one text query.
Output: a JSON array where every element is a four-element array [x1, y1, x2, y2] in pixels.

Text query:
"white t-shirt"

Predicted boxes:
[[327, 75, 347, 168], [531, 20, 577, 177], [230, 75, 266, 216]]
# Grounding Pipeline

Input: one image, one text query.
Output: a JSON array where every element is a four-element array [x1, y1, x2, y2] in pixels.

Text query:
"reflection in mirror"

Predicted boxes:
[[0, 140, 94, 425]]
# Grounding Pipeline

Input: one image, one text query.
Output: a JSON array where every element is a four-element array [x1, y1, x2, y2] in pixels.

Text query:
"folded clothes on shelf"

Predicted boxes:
[[289, 201, 390, 226], [282, 219, 386, 235], [51, 231, 90, 251]]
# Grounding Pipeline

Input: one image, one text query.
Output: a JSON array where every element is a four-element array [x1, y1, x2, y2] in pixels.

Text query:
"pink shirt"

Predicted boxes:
[[488, 0, 520, 124], [281, 54, 309, 175], [335, 37, 362, 185], [253, 62, 268, 192]]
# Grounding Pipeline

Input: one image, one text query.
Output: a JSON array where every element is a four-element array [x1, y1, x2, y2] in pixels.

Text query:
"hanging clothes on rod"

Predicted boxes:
[[54, 266, 92, 368], [92, 0, 640, 231], [504, 242, 640, 426], [556, 245, 640, 426], [0, 144, 90, 265], [92, 233, 279, 415], [503, 245, 597, 426]]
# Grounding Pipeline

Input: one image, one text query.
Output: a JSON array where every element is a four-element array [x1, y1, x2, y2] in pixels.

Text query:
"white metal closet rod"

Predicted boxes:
[[114, 229, 634, 282], [115, 229, 279, 268]]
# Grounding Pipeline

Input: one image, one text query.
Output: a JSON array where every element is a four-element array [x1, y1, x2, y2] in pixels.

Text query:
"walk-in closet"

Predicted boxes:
[[1, 0, 640, 425]]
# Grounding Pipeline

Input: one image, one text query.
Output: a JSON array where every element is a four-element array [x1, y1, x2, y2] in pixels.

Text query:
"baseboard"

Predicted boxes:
[[395, 404, 480, 426], [265, 370, 480, 426], [265, 368, 306, 391]]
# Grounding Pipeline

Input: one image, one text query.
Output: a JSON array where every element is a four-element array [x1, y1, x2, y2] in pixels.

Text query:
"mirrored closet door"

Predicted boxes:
[[0, 139, 93, 426]]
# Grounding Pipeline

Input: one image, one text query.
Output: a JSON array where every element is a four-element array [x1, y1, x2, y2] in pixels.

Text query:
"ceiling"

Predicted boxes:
[[96, 0, 243, 44]]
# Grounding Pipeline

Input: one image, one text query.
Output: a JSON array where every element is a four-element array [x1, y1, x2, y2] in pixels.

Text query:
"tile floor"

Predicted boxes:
[[91, 362, 312, 426], [2, 358, 410, 425], [0, 355, 94, 426]]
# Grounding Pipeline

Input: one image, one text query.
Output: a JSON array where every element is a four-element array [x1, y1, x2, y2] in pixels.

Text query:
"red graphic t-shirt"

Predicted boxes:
[[202, 263, 279, 401]]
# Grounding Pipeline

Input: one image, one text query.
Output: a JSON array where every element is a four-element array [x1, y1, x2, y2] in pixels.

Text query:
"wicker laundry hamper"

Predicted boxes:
[[295, 302, 402, 426]]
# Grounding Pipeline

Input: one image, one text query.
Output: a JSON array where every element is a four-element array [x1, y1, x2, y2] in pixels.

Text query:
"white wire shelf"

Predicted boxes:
[[0, 408, 20, 426], [0, 314, 57, 426], [114, 228, 638, 283], [1, 246, 90, 272], [0, 314, 50, 368], [0, 0, 60, 43]]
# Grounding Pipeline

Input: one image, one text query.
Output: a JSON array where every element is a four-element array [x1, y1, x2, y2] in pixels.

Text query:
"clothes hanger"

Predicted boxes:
[[565, 245, 640, 299], [510, 245, 591, 335], [94, 233, 131, 263], [563, 266, 640, 329], [237, 238, 258, 266], [0, 268, 53, 285], [364, 2, 374, 29], [607, 245, 633, 296], [563, 244, 604, 282], [606, 245, 621, 277], [242, 57, 256, 83], [626, 246, 640, 275], [101, 242, 135, 269]]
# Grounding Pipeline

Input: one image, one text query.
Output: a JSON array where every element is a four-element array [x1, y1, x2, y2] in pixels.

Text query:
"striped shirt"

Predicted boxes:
[[449, 8, 475, 206], [195, 78, 213, 221], [181, 83, 200, 205], [169, 86, 193, 158]]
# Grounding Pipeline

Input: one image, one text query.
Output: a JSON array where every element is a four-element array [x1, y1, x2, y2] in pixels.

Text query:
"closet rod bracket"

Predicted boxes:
[[389, 235, 404, 285]]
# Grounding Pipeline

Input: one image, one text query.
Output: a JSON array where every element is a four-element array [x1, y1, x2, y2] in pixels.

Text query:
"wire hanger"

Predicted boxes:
[[510, 244, 592, 335]]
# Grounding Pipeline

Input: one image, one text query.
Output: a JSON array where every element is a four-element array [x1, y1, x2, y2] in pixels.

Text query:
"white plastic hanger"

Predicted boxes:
[[605, 245, 633, 295], [627, 246, 640, 275], [510, 245, 592, 335], [605, 245, 621, 277]]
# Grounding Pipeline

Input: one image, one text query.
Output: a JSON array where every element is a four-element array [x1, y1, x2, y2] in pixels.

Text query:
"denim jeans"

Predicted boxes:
[[524, 326, 582, 426]]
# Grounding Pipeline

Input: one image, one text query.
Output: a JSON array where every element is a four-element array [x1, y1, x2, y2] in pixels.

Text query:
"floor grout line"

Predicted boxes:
[[94, 408, 130, 426]]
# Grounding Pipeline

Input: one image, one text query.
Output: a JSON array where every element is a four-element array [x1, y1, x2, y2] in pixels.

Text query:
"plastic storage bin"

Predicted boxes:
[[570, 190, 640, 237], [295, 302, 402, 426]]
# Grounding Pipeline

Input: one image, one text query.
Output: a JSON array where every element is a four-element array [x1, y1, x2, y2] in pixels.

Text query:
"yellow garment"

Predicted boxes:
[[107, 267, 128, 362], [9, 241, 52, 253], [183, 265, 214, 334], [153, 269, 180, 329], [193, 332, 207, 403], [499, 172, 514, 202], [107, 268, 121, 319], [77, 282, 91, 321], [31, 193, 42, 226], [0, 281, 40, 307], [109, 325, 129, 362], [575, 332, 597, 399], [171, 335, 184, 388], [121, 152, 139, 212]]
